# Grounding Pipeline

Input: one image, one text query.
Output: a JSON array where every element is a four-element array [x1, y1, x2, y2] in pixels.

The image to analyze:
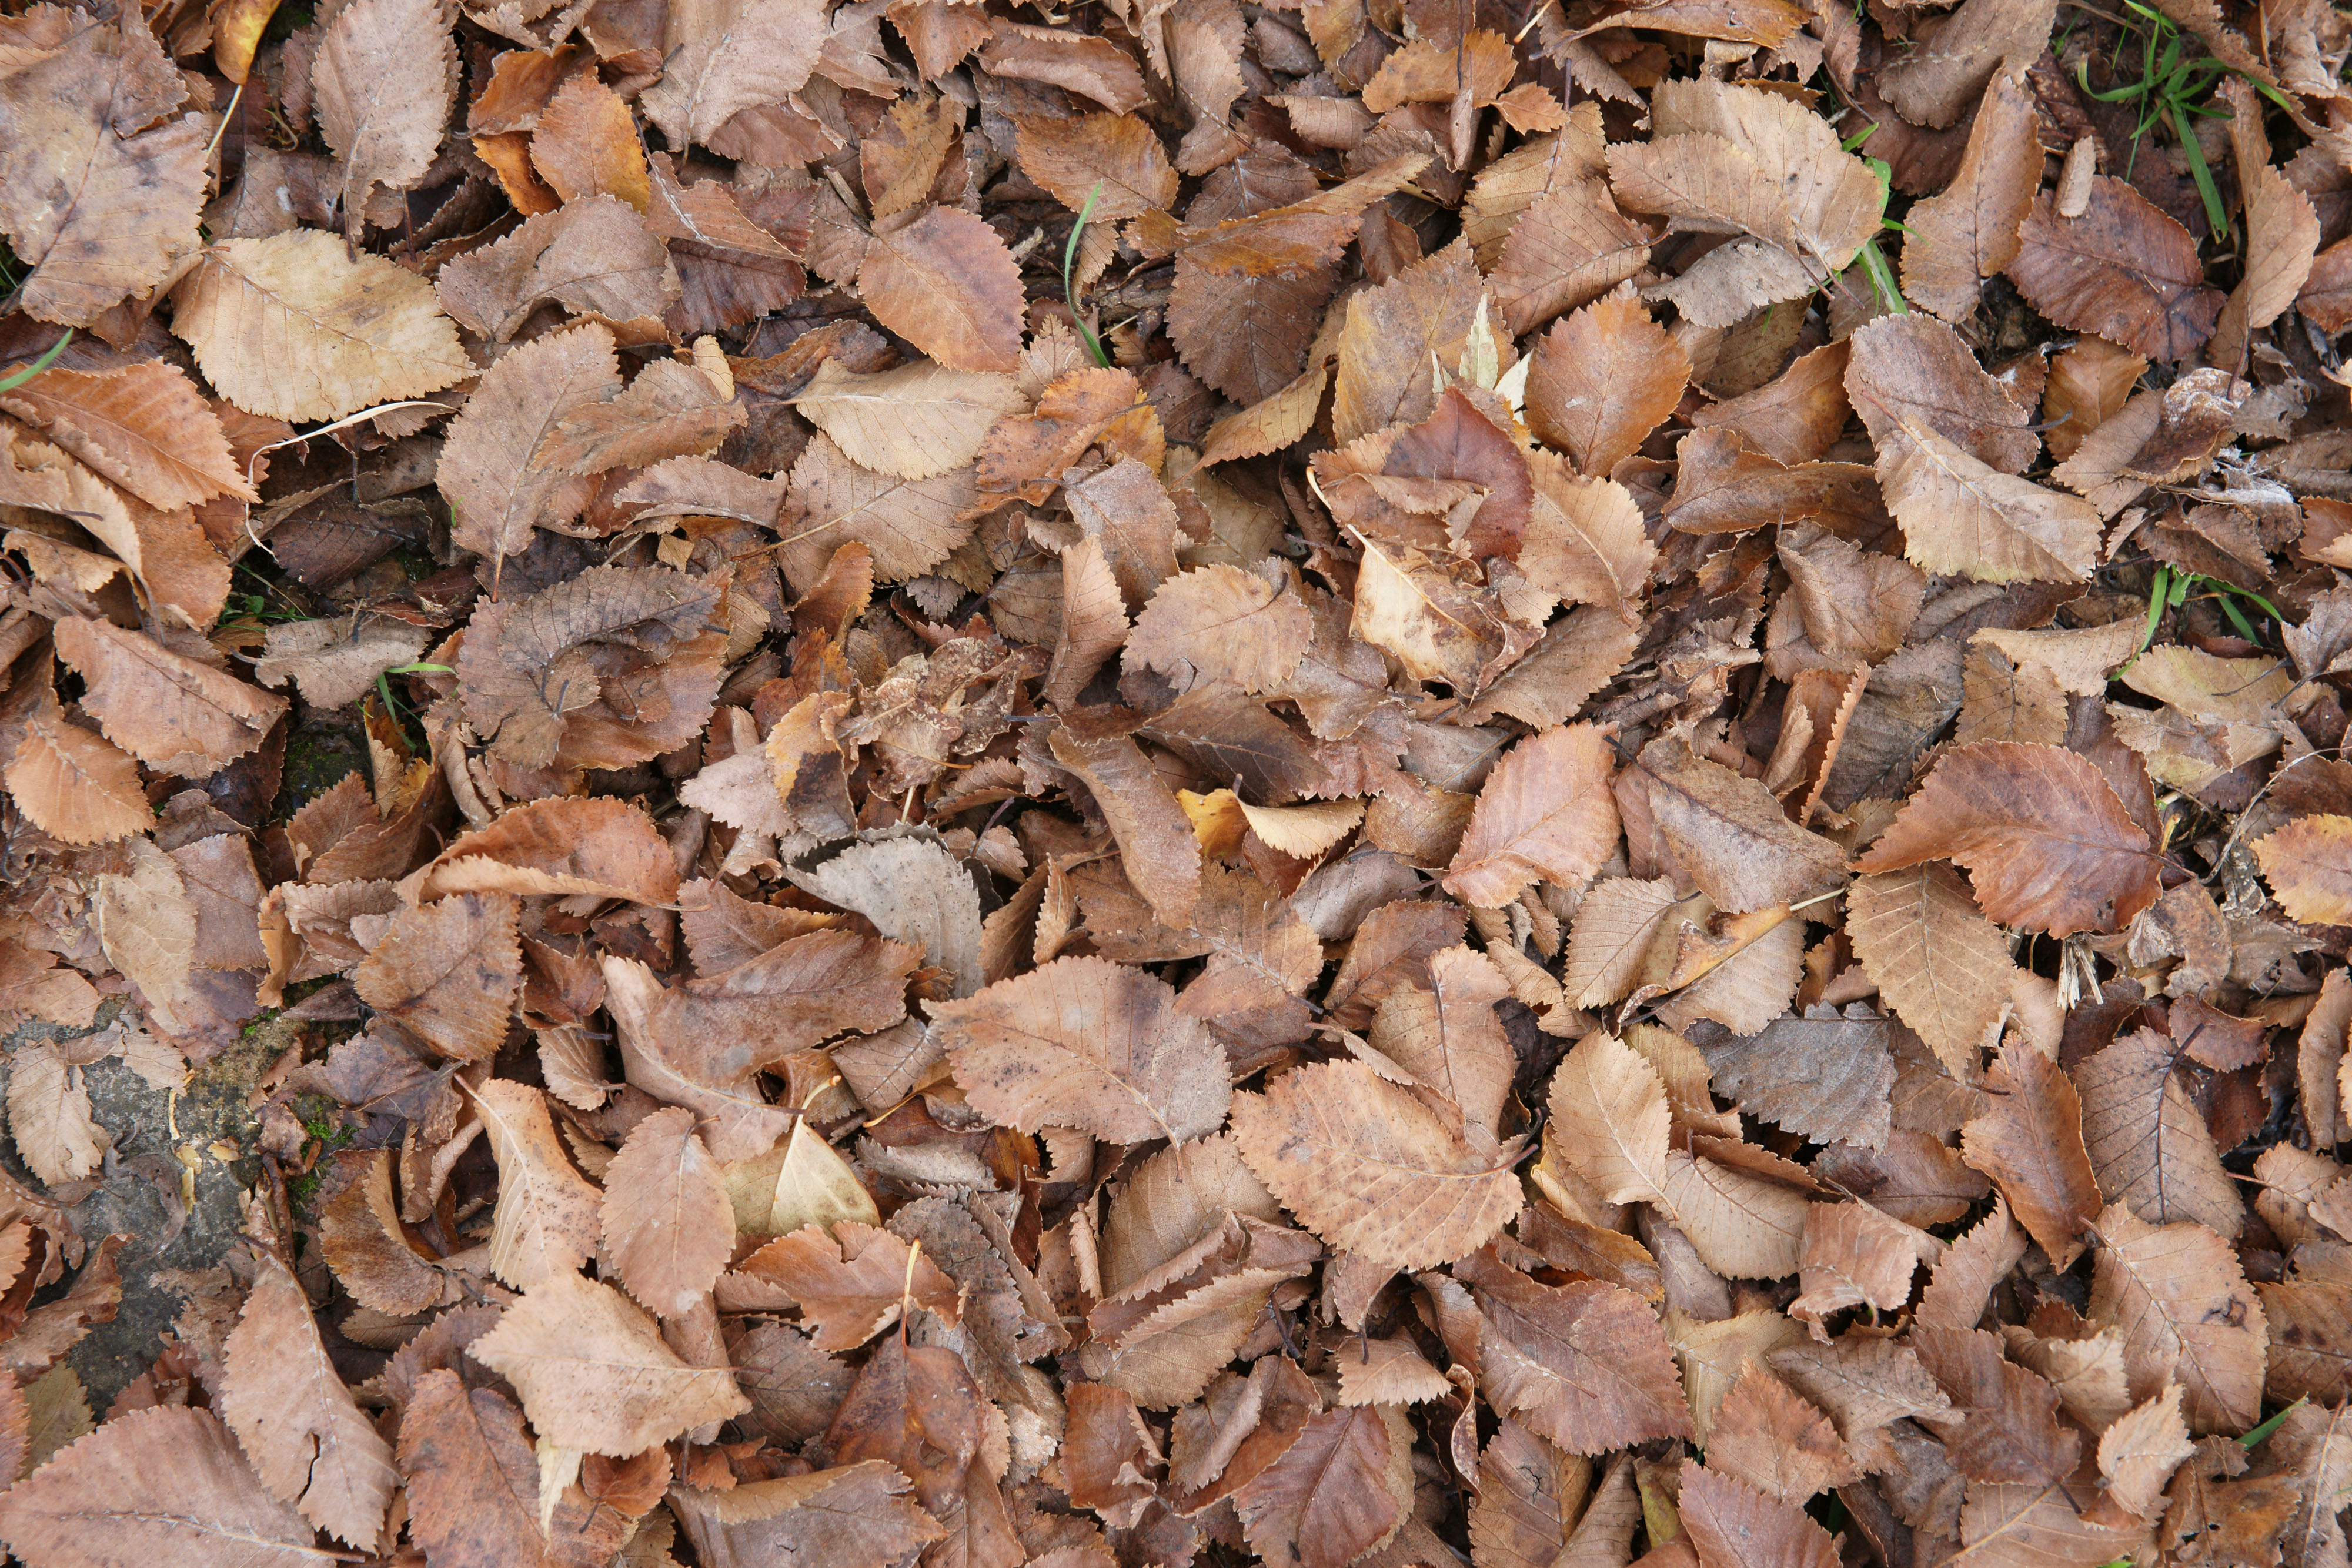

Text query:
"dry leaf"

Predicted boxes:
[[1232, 1059, 1523, 1271], [220, 1255, 397, 1550], [172, 230, 472, 422]]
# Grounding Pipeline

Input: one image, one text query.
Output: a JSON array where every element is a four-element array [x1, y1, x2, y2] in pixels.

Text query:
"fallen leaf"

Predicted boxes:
[[1231, 1059, 1523, 1271], [172, 230, 472, 422], [466, 1271, 751, 1455]]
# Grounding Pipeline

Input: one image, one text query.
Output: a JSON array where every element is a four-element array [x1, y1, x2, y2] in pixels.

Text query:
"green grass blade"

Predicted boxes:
[[0, 328, 73, 395], [1063, 180, 1112, 370], [2170, 99, 2230, 241]]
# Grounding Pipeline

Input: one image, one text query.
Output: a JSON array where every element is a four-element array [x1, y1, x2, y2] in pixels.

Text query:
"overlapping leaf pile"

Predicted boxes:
[[6, 0, 2352, 1563]]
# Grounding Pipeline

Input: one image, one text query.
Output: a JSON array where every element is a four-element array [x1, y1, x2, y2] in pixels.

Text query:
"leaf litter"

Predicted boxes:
[[0, 0, 2350, 1566]]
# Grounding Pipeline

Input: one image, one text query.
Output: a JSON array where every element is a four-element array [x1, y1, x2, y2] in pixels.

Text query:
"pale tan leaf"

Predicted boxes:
[[171, 230, 471, 422], [312, 0, 452, 229], [791, 358, 1027, 482], [470, 1078, 604, 1291], [2096, 1383, 2193, 1519], [466, 1271, 752, 1455], [4, 1041, 101, 1186], [1125, 564, 1313, 693], [1846, 864, 2014, 1076]]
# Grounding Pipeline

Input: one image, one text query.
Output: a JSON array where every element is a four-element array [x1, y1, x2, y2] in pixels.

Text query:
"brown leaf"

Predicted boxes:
[[1170, 208, 1359, 402], [857, 206, 1025, 373], [602, 929, 917, 1158], [2074, 1027, 2242, 1240], [644, 153, 803, 336], [1049, 727, 1202, 927], [1526, 286, 1689, 478], [1900, 75, 2043, 321], [1232, 1059, 1523, 1270], [1678, 1460, 1840, 1568], [669, 1461, 948, 1568], [2006, 180, 2226, 361], [602, 1105, 735, 1318], [1459, 1247, 1695, 1453], [1876, 0, 2055, 128], [1962, 1039, 2102, 1271], [1234, 1403, 1414, 1568], [455, 563, 721, 768], [1444, 723, 1622, 909], [319, 1150, 449, 1315], [220, 1254, 397, 1550], [0, 18, 211, 326], [396, 1370, 556, 1568], [2096, 1383, 2193, 1520], [1369, 944, 1515, 1141], [2041, 337, 2147, 462], [1699, 1004, 1897, 1152], [312, 0, 452, 232], [1706, 1366, 1855, 1502], [1125, 564, 1311, 694], [1874, 419, 2100, 584], [418, 795, 681, 905], [933, 953, 1229, 1144], [1909, 1326, 2081, 1486], [435, 324, 630, 564], [532, 74, 649, 212], [2086, 1201, 2267, 1435], [467, 1270, 752, 1454], [1331, 242, 1488, 446], [353, 893, 522, 1063], [0, 359, 254, 512], [466, 1078, 603, 1290], [779, 434, 977, 591], [4, 689, 153, 847], [1854, 742, 2161, 935], [1519, 456, 1658, 614], [1488, 176, 1654, 337], [1639, 738, 1848, 915], [1469, 1418, 1596, 1568], [542, 357, 740, 477], [640, 0, 826, 149], [53, 616, 285, 780], [1015, 112, 1178, 222], [737, 1222, 960, 1350], [434, 198, 680, 343], [0, 1406, 331, 1568]]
